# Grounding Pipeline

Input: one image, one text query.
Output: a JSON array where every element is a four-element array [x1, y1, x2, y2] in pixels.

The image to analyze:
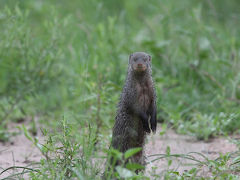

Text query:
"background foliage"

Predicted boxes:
[[0, 0, 240, 179]]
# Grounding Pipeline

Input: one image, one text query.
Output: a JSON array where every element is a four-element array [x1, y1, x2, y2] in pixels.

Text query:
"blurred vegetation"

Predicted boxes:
[[0, 0, 240, 179], [1, 0, 240, 139]]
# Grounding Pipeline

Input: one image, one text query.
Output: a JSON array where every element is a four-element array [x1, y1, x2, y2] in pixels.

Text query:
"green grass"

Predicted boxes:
[[0, 0, 240, 179]]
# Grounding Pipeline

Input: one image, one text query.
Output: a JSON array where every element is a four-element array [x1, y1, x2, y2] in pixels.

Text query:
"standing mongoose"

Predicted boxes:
[[111, 52, 157, 171]]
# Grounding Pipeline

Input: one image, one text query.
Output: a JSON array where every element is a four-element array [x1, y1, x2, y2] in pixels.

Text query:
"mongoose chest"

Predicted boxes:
[[136, 82, 152, 111]]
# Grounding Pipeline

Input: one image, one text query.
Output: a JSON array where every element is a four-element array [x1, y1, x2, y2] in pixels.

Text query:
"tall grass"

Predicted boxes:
[[1, 0, 240, 139]]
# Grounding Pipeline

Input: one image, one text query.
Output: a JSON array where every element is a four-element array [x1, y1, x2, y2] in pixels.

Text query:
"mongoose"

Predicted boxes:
[[111, 52, 157, 171]]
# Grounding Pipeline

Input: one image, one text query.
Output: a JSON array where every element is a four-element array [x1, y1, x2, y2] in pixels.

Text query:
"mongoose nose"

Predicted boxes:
[[137, 64, 143, 68]]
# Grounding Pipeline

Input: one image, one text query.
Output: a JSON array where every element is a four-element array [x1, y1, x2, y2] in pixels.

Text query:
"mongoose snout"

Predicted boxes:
[[131, 52, 150, 73]]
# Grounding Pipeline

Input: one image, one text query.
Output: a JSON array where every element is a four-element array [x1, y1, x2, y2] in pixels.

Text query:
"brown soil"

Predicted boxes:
[[0, 133, 43, 178], [145, 127, 238, 178], [0, 125, 238, 179], [0, 119, 43, 179]]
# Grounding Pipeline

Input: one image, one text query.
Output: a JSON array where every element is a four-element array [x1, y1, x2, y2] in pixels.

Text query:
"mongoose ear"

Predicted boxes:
[[129, 53, 133, 59], [148, 55, 152, 61], [129, 53, 133, 63]]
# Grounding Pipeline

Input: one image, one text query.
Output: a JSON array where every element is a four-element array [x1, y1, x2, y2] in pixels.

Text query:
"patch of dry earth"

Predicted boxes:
[[145, 128, 238, 177]]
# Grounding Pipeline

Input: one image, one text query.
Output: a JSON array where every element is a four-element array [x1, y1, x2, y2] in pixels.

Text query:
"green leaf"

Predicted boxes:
[[166, 146, 171, 155], [232, 156, 240, 163], [22, 125, 33, 142], [168, 159, 172, 166], [188, 168, 197, 174], [124, 147, 142, 159], [126, 163, 145, 170], [109, 148, 122, 160], [172, 171, 180, 175]]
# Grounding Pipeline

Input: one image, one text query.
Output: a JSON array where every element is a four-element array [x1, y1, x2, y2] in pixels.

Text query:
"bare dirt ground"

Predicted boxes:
[[145, 127, 238, 177], [0, 119, 44, 179], [0, 124, 238, 179], [0, 133, 43, 178]]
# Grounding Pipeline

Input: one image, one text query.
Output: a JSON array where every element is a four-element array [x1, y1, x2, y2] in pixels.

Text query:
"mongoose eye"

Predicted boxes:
[[148, 55, 152, 61], [133, 58, 137, 62]]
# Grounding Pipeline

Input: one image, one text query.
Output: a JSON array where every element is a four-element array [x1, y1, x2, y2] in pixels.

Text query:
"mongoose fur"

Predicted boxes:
[[111, 52, 157, 169]]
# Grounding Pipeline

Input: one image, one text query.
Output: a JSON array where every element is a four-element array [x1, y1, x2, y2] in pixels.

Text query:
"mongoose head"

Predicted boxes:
[[129, 52, 151, 74]]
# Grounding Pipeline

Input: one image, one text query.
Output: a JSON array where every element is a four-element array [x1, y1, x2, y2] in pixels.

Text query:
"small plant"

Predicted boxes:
[[104, 147, 147, 179], [27, 116, 100, 179], [148, 146, 240, 179]]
